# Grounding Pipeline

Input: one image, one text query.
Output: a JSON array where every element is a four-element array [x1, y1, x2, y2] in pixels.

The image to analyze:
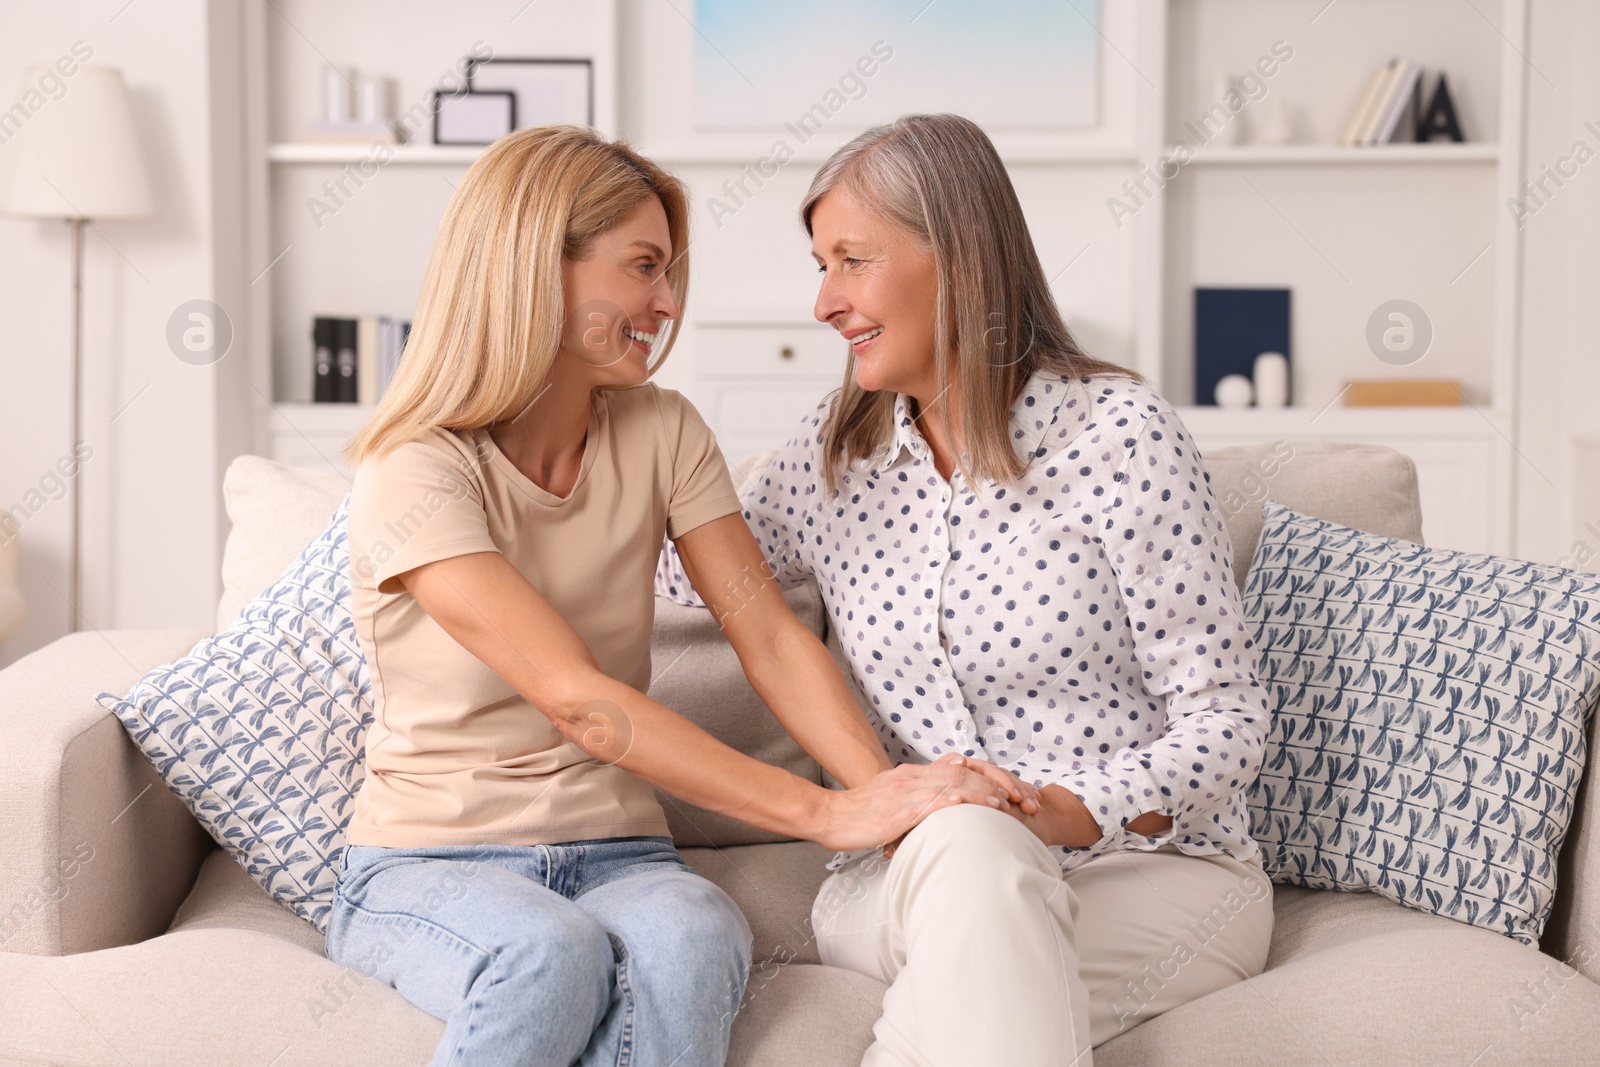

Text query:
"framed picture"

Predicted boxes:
[[626, 0, 1122, 162], [468, 57, 594, 129], [431, 89, 516, 145], [692, 0, 1099, 132]]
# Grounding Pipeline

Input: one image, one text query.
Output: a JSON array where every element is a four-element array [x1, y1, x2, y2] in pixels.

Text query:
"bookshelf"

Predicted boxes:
[[242, 0, 1528, 555]]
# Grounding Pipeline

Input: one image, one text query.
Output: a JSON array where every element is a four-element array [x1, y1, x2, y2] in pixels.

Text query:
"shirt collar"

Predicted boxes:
[[874, 370, 1078, 478]]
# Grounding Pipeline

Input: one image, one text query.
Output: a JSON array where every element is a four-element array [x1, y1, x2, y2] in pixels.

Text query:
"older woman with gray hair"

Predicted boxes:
[[658, 113, 1275, 1066]]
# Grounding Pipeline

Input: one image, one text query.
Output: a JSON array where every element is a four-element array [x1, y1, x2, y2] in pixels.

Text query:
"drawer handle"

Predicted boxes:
[[779, 345, 795, 361]]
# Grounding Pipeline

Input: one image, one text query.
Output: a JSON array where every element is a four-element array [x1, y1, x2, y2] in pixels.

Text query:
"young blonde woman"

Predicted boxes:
[[327, 125, 1032, 1067], [657, 114, 1277, 1066]]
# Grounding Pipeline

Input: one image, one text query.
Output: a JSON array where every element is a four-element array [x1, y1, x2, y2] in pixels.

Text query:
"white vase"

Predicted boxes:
[[1253, 352, 1289, 408], [1206, 70, 1241, 146]]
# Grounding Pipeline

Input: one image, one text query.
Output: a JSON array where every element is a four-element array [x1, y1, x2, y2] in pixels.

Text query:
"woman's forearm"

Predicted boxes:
[[737, 620, 893, 789], [555, 668, 838, 841]]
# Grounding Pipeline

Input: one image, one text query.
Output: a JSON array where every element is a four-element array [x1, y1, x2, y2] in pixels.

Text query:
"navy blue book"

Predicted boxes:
[[1194, 288, 1291, 406]]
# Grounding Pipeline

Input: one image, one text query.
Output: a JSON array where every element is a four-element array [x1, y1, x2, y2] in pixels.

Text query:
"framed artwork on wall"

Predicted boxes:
[[692, 0, 1100, 131], [467, 57, 595, 130]]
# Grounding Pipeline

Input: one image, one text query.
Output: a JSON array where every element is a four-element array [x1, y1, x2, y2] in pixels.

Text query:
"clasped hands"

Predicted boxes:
[[876, 752, 1172, 858]]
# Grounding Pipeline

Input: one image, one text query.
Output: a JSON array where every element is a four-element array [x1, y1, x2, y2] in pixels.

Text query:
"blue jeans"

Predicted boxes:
[[326, 837, 753, 1067]]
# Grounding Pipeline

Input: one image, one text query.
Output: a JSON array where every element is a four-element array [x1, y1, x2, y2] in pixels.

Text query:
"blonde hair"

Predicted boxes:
[[344, 125, 690, 466], [800, 113, 1144, 495]]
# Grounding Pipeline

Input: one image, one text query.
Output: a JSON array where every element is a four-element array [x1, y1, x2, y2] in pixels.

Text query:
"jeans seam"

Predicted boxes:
[[608, 932, 636, 1067], [444, 939, 499, 1066]]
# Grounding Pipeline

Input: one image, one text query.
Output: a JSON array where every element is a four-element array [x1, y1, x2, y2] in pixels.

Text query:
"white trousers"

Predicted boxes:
[[809, 804, 1274, 1067]]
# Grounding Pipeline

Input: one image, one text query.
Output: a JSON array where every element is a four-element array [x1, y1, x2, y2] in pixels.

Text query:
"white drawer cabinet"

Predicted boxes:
[[693, 321, 846, 462]]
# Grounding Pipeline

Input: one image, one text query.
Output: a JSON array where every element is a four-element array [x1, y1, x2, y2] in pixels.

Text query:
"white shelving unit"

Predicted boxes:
[[241, 0, 619, 475], [242, 0, 1529, 555], [1128, 0, 1526, 556]]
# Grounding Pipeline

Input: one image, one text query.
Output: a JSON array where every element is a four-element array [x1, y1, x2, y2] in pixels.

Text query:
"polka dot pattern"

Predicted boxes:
[[658, 372, 1270, 871]]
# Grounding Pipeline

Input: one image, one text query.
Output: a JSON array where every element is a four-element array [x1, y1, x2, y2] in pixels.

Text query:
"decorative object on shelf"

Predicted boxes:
[[313, 315, 410, 404], [1205, 71, 1243, 146], [1195, 287, 1292, 408], [467, 57, 595, 129], [1253, 352, 1290, 409], [1214, 374, 1254, 408], [0, 62, 154, 634], [1338, 58, 1426, 146], [309, 66, 399, 145], [1251, 96, 1294, 146], [1342, 379, 1463, 406], [323, 65, 351, 123], [1417, 72, 1466, 143], [431, 88, 515, 145]]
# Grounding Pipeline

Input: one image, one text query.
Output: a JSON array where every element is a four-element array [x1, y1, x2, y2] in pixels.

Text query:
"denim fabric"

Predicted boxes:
[[326, 837, 753, 1066]]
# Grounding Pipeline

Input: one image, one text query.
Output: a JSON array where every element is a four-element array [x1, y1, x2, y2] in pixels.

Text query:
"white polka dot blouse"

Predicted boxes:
[[656, 370, 1271, 873]]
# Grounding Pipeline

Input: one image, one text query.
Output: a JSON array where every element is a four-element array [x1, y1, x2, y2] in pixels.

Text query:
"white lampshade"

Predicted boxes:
[[0, 64, 154, 220]]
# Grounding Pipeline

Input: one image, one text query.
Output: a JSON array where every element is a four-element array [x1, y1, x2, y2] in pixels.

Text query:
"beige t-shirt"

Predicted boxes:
[[344, 384, 742, 847]]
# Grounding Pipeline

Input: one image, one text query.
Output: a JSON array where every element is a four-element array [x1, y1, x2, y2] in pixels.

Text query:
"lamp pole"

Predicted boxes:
[[68, 216, 83, 630]]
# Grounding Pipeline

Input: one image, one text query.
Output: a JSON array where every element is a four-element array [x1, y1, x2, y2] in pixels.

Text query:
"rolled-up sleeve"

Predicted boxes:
[[1046, 408, 1271, 841], [654, 394, 830, 606]]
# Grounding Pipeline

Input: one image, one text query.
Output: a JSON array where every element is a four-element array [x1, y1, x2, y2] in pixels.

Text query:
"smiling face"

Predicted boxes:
[[559, 195, 680, 387], [810, 187, 940, 400]]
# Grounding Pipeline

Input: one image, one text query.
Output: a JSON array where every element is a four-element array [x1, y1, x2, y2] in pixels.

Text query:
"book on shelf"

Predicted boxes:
[[312, 315, 412, 404], [1372, 61, 1423, 144], [1342, 379, 1462, 406], [1338, 59, 1395, 147], [1338, 58, 1429, 146]]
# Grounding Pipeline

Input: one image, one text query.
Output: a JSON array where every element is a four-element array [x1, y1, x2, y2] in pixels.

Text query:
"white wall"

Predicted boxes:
[[0, 0, 250, 666]]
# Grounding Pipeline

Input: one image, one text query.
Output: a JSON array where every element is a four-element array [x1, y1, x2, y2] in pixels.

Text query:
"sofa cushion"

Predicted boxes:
[[98, 498, 370, 934], [1089, 884, 1600, 1065], [1243, 500, 1600, 946], [166, 833, 836, 975], [1203, 441, 1425, 597], [218, 455, 350, 631], [679, 841, 835, 967]]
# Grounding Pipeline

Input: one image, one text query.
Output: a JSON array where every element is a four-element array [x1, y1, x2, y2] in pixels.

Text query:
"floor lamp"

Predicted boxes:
[[0, 64, 154, 632]]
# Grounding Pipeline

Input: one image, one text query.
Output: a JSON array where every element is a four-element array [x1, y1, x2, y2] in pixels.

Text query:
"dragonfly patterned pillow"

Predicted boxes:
[[98, 494, 369, 933], [1242, 500, 1600, 945]]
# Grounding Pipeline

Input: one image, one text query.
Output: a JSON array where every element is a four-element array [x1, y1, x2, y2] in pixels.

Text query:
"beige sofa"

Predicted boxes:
[[2, 441, 1598, 1066]]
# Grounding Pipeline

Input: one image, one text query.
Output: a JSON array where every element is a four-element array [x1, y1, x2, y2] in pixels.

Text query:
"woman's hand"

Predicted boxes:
[[937, 753, 1042, 814], [816, 756, 1014, 853], [877, 754, 1043, 858]]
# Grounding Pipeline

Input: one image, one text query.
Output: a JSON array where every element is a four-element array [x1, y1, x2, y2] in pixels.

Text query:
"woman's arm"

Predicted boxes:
[[395, 548, 1014, 851], [1033, 407, 1273, 847], [672, 511, 1039, 817], [674, 511, 890, 789]]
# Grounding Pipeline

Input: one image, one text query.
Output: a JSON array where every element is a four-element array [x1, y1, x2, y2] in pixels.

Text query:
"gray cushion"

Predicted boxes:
[[680, 841, 836, 967], [1204, 441, 1425, 597], [1091, 883, 1600, 1066]]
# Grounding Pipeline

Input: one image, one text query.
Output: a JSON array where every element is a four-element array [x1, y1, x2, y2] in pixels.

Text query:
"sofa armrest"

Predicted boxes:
[[0, 629, 215, 956]]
